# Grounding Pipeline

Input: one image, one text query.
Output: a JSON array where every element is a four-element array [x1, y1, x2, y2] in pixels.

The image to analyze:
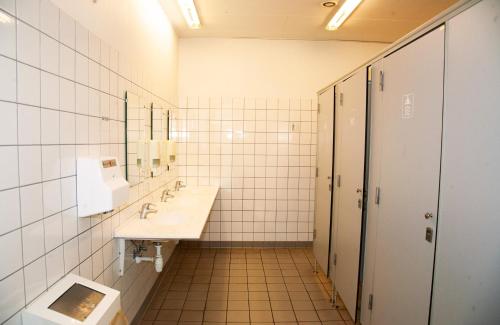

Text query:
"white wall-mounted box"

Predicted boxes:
[[23, 274, 121, 325], [77, 157, 129, 217]]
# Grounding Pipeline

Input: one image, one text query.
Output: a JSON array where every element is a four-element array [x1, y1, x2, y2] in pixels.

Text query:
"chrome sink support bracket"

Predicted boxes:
[[118, 238, 125, 276]]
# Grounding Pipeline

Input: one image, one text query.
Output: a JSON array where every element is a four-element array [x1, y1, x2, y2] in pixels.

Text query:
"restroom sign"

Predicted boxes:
[[402, 93, 414, 119]]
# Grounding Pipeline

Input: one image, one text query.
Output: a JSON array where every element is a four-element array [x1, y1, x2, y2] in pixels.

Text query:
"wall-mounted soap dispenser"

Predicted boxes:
[[77, 157, 129, 217]]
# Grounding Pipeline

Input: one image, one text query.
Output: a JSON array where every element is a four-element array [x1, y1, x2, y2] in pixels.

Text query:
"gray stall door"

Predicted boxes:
[[313, 87, 335, 275], [431, 0, 500, 324], [367, 27, 445, 325], [332, 70, 367, 320]]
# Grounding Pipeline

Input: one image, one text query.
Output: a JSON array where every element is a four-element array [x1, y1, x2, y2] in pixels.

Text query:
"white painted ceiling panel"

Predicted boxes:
[[161, 0, 458, 42]]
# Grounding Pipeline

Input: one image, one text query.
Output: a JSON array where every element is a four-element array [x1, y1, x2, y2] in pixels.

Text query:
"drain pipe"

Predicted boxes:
[[134, 242, 164, 272]]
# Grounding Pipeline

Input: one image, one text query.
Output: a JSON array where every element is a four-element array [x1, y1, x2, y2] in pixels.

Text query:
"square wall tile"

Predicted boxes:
[[46, 246, 64, 286], [22, 220, 45, 265], [0, 146, 18, 190], [0, 188, 20, 235], [17, 20, 40, 67], [41, 145, 61, 181], [41, 71, 60, 110], [44, 213, 63, 252], [24, 256, 47, 304], [20, 183, 44, 225], [18, 145, 42, 185], [40, 0, 59, 39], [43, 179, 62, 217], [59, 12, 75, 49], [17, 63, 40, 106], [0, 10, 16, 58], [0, 101, 17, 145], [0, 229, 23, 279], [75, 23, 89, 55], [0, 56, 16, 101], [60, 45, 75, 80], [41, 108, 60, 144], [41, 34, 59, 74], [16, 0, 40, 28], [0, 270, 25, 324]]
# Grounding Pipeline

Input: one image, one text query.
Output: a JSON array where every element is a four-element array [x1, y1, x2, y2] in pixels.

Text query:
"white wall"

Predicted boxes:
[[178, 38, 387, 99], [0, 0, 179, 323], [52, 0, 178, 103], [176, 39, 386, 243]]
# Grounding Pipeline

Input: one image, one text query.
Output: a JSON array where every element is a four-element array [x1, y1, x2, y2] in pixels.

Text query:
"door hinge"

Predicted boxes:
[[315, 167, 318, 177], [333, 253, 337, 266], [317, 103, 320, 113], [368, 294, 374, 310], [336, 175, 341, 188], [339, 93, 344, 106], [379, 70, 384, 91], [313, 229, 317, 240], [375, 187, 381, 205]]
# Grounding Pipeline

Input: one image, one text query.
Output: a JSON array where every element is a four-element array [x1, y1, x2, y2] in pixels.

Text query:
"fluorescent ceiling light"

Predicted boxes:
[[326, 0, 362, 30], [177, 0, 201, 29]]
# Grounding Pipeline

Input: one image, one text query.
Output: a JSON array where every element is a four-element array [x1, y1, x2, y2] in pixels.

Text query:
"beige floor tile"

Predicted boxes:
[[203, 310, 227, 322], [284, 276, 303, 284], [295, 310, 320, 322], [183, 300, 206, 311], [248, 276, 266, 283], [230, 283, 249, 291], [143, 309, 158, 320], [205, 300, 227, 311], [272, 310, 297, 322], [250, 310, 274, 322], [320, 321, 345, 325], [292, 300, 315, 311], [180, 310, 204, 322], [190, 283, 210, 291], [161, 299, 185, 309], [227, 310, 250, 322], [271, 300, 293, 311], [211, 276, 229, 283], [249, 291, 269, 300], [247, 269, 265, 276], [288, 292, 310, 301], [287, 283, 307, 292], [231, 269, 248, 276], [230, 276, 248, 283], [266, 276, 285, 284], [229, 291, 249, 300], [269, 291, 290, 301], [156, 309, 182, 321], [268, 283, 288, 291], [209, 283, 229, 291], [248, 283, 268, 291], [228, 300, 250, 310], [317, 310, 342, 321], [312, 300, 335, 310], [249, 300, 271, 310], [207, 291, 228, 300]]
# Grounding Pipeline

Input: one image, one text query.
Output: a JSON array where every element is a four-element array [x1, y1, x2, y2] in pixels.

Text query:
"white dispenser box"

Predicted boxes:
[[23, 274, 121, 325], [77, 157, 129, 217]]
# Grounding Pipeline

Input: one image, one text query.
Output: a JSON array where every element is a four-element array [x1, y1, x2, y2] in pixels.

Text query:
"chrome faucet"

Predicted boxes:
[[139, 203, 157, 219], [174, 180, 186, 191], [161, 189, 174, 202]]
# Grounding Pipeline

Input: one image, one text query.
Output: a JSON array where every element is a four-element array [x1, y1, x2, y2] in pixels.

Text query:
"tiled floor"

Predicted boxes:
[[137, 246, 354, 325]]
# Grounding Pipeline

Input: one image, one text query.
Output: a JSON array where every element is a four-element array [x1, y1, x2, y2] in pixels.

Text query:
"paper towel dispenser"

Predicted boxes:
[[77, 157, 129, 217]]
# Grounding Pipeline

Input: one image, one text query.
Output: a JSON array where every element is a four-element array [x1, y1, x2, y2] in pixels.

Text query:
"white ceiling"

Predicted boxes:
[[160, 0, 458, 43]]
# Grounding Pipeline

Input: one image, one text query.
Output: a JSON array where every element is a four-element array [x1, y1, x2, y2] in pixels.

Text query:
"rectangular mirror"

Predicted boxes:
[[125, 90, 152, 186]]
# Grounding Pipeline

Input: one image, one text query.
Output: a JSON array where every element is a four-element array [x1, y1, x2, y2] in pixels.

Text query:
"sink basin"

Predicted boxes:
[[114, 185, 219, 241]]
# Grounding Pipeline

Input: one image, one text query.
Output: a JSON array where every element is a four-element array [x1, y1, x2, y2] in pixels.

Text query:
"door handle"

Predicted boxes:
[[356, 188, 362, 193], [424, 212, 433, 219]]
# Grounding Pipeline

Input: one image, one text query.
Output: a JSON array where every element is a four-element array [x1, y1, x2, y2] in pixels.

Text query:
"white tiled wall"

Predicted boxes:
[[176, 97, 317, 243], [0, 1, 178, 323]]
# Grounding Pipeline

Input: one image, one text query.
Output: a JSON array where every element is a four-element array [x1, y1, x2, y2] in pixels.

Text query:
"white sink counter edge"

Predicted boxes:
[[113, 185, 219, 241]]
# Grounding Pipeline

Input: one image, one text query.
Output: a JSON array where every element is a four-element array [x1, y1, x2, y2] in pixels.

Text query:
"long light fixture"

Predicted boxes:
[[177, 0, 201, 29], [326, 0, 362, 30]]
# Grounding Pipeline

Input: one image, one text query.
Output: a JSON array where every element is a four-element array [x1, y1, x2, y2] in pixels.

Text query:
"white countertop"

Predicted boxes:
[[114, 186, 219, 240]]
